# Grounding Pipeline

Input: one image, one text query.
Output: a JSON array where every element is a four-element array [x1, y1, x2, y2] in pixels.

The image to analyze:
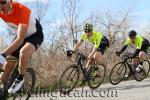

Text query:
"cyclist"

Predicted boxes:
[[0, 0, 43, 93], [116, 30, 150, 78], [71, 23, 109, 72]]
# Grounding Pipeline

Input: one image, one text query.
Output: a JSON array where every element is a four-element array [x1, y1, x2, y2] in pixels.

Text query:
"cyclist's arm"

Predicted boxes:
[[87, 47, 97, 60], [119, 38, 130, 54], [88, 32, 102, 59], [119, 45, 128, 53], [73, 39, 84, 52], [2, 24, 27, 56]]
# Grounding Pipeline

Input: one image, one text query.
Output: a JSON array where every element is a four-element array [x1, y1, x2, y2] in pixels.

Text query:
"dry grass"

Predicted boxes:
[[28, 47, 150, 90], [30, 48, 120, 88]]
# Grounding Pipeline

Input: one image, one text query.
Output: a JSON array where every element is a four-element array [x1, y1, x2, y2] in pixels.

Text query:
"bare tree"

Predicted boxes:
[[61, 0, 85, 46], [143, 21, 150, 40], [93, 10, 132, 45]]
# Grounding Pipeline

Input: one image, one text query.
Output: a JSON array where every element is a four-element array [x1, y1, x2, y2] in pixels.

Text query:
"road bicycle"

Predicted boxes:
[[109, 53, 150, 85], [59, 50, 106, 94], [0, 57, 36, 100]]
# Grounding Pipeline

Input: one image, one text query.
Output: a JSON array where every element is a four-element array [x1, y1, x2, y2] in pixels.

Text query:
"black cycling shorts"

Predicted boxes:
[[97, 36, 109, 55], [140, 38, 150, 53], [11, 19, 44, 58]]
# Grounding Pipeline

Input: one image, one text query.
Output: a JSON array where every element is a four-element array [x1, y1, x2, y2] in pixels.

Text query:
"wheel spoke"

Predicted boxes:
[[110, 62, 126, 85], [59, 65, 79, 93], [88, 64, 106, 89]]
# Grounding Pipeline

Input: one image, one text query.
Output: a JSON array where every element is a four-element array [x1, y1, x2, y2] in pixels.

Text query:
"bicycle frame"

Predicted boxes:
[[76, 53, 96, 80], [5, 58, 19, 89], [76, 53, 87, 77], [60, 51, 106, 92], [0, 57, 36, 100], [122, 56, 140, 74]]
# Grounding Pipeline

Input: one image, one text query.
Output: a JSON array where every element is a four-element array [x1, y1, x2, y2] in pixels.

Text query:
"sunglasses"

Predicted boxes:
[[85, 30, 92, 33], [0, 1, 7, 6], [129, 36, 135, 39]]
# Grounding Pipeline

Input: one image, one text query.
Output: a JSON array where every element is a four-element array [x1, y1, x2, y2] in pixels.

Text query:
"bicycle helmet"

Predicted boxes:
[[83, 23, 93, 32], [128, 30, 137, 38]]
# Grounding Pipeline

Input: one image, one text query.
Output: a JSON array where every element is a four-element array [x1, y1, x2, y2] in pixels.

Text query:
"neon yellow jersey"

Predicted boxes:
[[125, 35, 143, 49], [81, 31, 103, 48]]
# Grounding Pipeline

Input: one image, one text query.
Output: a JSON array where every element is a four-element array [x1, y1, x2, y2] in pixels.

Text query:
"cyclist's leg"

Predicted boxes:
[[19, 20, 43, 75], [124, 58, 137, 78], [85, 59, 94, 70], [95, 36, 109, 65], [8, 20, 43, 93], [139, 51, 145, 62], [19, 42, 36, 75], [0, 60, 16, 83], [139, 45, 149, 63], [93, 51, 103, 65], [136, 45, 148, 71], [139, 40, 149, 63], [132, 58, 137, 65], [8, 42, 36, 94]]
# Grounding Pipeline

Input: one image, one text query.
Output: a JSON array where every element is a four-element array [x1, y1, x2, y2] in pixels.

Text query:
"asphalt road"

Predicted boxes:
[[23, 78, 150, 100]]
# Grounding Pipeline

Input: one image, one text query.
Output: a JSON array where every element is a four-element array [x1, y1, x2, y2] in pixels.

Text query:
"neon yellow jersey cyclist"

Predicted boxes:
[[125, 35, 143, 49], [116, 30, 150, 78], [72, 23, 109, 72], [81, 31, 103, 48], [117, 30, 150, 57]]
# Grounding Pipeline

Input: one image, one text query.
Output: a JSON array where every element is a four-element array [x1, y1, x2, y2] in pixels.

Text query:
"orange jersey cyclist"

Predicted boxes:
[[72, 23, 109, 72], [0, 0, 43, 93], [116, 30, 150, 78]]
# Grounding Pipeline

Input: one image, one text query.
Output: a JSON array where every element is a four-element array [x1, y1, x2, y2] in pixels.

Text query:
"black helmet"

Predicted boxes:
[[83, 23, 93, 32], [128, 30, 137, 38]]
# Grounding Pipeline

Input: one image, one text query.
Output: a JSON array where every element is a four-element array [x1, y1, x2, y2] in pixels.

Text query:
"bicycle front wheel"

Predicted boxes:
[[134, 60, 150, 81], [59, 65, 79, 94], [88, 64, 106, 89], [109, 62, 127, 85], [13, 68, 36, 100]]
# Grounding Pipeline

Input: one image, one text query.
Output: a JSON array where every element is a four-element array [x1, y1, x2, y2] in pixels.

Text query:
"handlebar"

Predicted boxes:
[[66, 50, 86, 59], [121, 52, 134, 60]]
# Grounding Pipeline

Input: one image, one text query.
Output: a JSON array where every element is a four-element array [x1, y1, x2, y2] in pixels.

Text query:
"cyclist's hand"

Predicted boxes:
[[0, 54, 6, 66], [116, 51, 121, 56], [67, 50, 73, 57]]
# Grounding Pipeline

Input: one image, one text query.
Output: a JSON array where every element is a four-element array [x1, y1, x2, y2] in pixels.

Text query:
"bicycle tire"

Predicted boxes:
[[12, 68, 36, 100], [88, 64, 106, 89], [59, 65, 79, 94], [134, 60, 150, 81], [109, 62, 127, 85], [0, 83, 7, 100]]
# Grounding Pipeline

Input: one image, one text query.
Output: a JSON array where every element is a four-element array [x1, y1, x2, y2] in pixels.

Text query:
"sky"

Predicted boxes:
[[0, 0, 150, 44], [51, 0, 150, 24], [17, 0, 150, 24], [49, 0, 150, 32], [1, 0, 150, 30]]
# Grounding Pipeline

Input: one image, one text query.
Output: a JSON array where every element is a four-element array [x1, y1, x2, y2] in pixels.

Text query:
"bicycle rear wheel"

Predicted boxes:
[[13, 68, 36, 100], [59, 65, 79, 94], [0, 82, 7, 100], [88, 64, 106, 89], [109, 62, 127, 85], [134, 60, 150, 81]]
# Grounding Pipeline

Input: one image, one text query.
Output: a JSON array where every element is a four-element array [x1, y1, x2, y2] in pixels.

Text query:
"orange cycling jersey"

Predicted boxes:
[[0, 2, 37, 37]]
